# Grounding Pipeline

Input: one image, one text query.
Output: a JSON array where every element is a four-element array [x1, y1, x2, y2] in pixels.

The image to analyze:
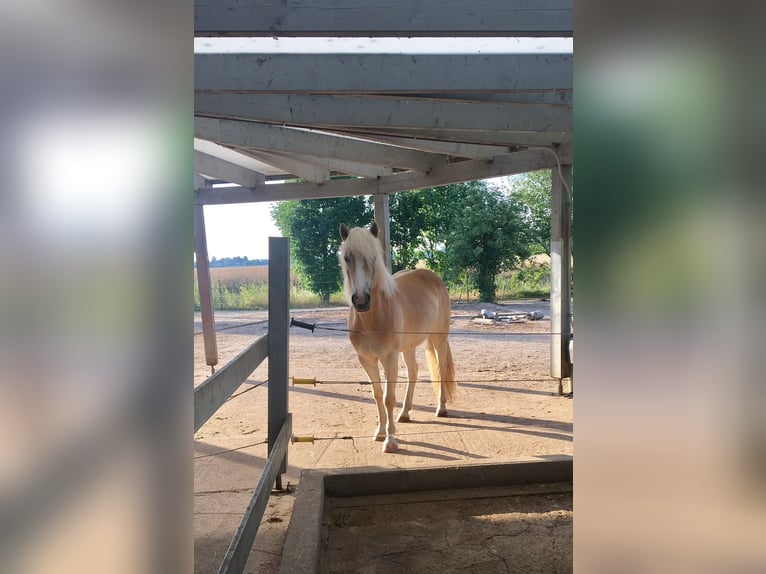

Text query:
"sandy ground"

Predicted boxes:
[[194, 300, 573, 573], [322, 485, 573, 574]]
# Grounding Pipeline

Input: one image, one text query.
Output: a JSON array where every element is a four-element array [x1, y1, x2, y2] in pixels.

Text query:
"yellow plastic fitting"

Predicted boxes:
[[291, 435, 316, 444], [291, 377, 317, 387]]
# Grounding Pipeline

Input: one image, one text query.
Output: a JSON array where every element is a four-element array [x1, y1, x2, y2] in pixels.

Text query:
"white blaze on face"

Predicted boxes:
[[351, 259, 370, 306], [342, 248, 373, 309]]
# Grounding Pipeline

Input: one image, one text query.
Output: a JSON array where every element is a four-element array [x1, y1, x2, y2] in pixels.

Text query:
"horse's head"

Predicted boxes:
[[339, 222, 384, 313]]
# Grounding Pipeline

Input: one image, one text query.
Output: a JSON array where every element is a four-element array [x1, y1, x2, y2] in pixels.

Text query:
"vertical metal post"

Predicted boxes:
[[268, 237, 289, 488], [550, 164, 573, 390], [194, 175, 218, 371], [373, 192, 392, 272]]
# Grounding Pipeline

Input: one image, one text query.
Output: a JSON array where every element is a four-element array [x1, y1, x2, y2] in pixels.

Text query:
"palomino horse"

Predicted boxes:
[[339, 223, 456, 453]]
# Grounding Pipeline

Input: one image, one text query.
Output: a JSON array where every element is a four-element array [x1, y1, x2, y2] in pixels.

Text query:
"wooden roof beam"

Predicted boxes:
[[194, 117, 448, 172], [193, 150, 266, 187], [195, 144, 571, 205], [195, 53, 572, 94], [195, 93, 572, 134], [195, 0, 573, 38]]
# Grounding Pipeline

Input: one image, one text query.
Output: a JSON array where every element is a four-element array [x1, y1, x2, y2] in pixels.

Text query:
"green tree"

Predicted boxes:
[[508, 170, 552, 256], [388, 182, 484, 275], [271, 197, 371, 303], [420, 183, 486, 278], [445, 183, 530, 302], [389, 191, 427, 272]]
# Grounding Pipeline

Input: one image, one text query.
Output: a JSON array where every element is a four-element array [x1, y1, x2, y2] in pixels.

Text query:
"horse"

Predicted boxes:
[[339, 222, 457, 453]]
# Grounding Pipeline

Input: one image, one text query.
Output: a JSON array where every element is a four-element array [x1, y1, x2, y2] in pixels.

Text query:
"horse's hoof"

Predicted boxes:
[[397, 413, 410, 423], [382, 437, 399, 453], [436, 407, 447, 417], [373, 434, 385, 441]]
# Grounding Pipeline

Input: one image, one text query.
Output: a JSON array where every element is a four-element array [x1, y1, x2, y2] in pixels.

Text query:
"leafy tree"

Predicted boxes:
[[388, 191, 427, 272], [444, 183, 530, 302], [269, 177, 553, 303], [271, 197, 371, 303], [388, 182, 484, 275], [508, 170, 552, 256], [418, 182, 486, 278]]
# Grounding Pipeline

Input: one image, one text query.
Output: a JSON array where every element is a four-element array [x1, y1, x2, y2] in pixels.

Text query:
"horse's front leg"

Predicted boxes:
[[381, 353, 400, 453], [357, 354, 386, 441]]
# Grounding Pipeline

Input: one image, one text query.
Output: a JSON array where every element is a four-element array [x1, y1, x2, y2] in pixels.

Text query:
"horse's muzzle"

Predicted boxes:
[[351, 293, 371, 312]]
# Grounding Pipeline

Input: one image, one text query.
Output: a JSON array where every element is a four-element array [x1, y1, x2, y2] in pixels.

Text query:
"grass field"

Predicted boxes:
[[193, 266, 272, 287], [193, 266, 345, 310], [193, 263, 550, 311]]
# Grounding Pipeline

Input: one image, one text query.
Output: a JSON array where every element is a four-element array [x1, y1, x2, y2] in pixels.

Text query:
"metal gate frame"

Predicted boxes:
[[193, 237, 291, 574]]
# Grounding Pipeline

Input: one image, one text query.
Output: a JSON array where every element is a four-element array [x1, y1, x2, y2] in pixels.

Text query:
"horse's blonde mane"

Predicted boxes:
[[340, 227, 397, 300]]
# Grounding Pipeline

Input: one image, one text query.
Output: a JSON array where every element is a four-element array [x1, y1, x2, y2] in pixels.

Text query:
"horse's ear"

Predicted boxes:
[[339, 224, 349, 240], [370, 222, 379, 238]]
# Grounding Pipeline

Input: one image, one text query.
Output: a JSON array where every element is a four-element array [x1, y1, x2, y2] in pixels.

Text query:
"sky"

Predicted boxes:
[[197, 37, 572, 260], [203, 202, 281, 260]]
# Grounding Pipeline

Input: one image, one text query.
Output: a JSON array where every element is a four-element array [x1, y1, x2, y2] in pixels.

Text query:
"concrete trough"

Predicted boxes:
[[279, 456, 573, 574]]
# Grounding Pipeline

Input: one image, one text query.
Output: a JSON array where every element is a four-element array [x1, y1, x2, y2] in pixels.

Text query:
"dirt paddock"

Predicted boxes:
[[194, 300, 573, 573], [322, 486, 572, 574]]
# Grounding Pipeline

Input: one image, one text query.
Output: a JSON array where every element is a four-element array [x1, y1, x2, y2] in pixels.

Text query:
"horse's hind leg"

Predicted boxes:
[[397, 349, 418, 423], [427, 337, 448, 417], [358, 353, 386, 441]]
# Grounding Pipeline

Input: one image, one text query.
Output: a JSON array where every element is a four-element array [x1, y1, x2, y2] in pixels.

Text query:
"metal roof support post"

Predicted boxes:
[[550, 163, 573, 393], [194, 175, 219, 372], [373, 192, 392, 272], [268, 237, 290, 488]]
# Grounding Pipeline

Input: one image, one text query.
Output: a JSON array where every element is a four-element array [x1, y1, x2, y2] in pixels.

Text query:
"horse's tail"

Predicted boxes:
[[427, 336, 457, 402]]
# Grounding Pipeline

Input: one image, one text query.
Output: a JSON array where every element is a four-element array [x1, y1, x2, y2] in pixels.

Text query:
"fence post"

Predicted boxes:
[[194, 175, 218, 371], [268, 237, 289, 488], [550, 164, 573, 391], [373, 192, 392, 272]]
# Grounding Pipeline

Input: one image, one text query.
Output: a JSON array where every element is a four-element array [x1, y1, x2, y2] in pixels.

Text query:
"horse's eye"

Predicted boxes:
[[344, 256, 350, 263]]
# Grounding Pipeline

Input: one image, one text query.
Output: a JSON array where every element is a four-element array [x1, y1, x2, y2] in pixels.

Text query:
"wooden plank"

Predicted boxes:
[[196, 177, 379, 205], [194, 145, 571, 204], [194, 53, 572, 94], [233, 146, 392, 178], [335, 126, 572, 147], [195, 138, 285, 176], [217, 415, 292, 574], [406, 91, 573, 106], [276, 151, 393, 179], [193, 192, 218, 369], [376, 146, 571, 194], [195, 117, 447, 172], [194, 93, 573, 134], [243, 150, 330, 183], [194, 150, 265, 187], [337, 133, 513, 160], [194, 336, 269, 432], [194, 0, 572, 37]]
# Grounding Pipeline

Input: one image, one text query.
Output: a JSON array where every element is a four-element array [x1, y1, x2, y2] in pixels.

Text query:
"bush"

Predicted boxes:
[[501, 263, 551, 299]]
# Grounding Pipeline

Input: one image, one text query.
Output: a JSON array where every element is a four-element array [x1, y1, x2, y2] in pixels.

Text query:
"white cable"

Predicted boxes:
[[526, 146, 572, 203]]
